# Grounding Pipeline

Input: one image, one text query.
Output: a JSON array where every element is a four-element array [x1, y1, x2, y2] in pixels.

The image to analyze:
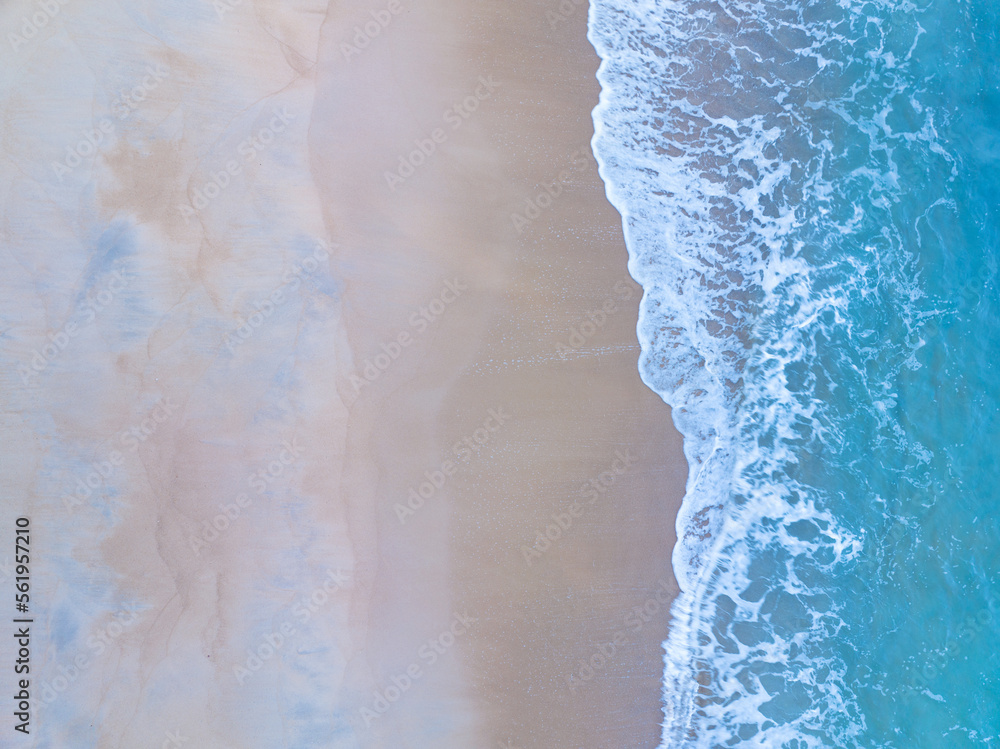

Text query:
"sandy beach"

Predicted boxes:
[[317, 1, 686, 746], [0, 0, 686, 746], [12, 0, 1000, 744]]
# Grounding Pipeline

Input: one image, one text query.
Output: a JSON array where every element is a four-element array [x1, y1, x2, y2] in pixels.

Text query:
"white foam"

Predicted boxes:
[[585, 0, 933, 742]]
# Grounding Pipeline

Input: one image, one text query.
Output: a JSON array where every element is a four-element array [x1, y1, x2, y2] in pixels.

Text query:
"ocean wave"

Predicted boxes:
[[587, 0, 951, 743]]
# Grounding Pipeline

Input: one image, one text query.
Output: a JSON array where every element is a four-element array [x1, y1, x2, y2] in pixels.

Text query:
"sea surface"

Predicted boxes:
[[588, 0, 1000, 745]]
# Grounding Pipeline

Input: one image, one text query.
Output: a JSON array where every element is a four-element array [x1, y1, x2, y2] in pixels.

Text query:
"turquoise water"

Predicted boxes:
[[589, 0, 1000, 744]]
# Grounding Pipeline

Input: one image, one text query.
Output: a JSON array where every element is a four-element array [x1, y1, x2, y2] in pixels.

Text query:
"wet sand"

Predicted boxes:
[[314, 0, 687, 746]]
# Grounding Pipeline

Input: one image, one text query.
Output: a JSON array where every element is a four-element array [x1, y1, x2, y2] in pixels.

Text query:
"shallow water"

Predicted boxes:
[[589, 0, 1000, 744]]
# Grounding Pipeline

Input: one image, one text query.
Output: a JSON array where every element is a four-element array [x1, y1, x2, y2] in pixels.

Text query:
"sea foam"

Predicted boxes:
[[586, 0, 966, 743]]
